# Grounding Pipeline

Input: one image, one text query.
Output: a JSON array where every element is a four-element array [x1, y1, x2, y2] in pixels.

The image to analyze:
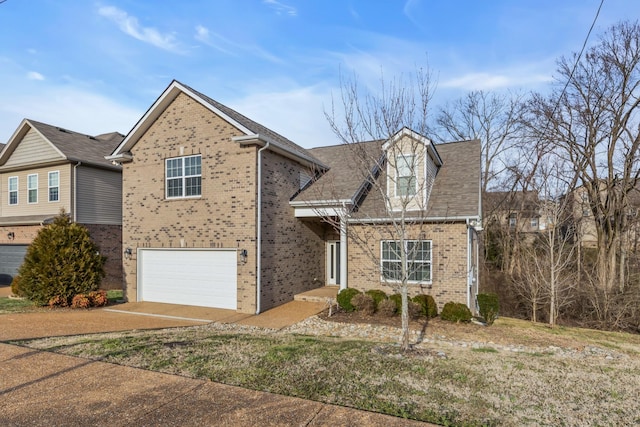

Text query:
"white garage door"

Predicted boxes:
[[138, 249, 237, 309]]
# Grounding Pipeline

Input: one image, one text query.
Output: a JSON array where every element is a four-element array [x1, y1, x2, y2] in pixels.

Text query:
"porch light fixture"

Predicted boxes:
[[7, 232, 14, 240], [239, 249, 248, 263], [124, 247, 132, 259]]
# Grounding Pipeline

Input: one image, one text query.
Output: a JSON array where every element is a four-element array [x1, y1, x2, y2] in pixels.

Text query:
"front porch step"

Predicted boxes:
[[294, 286, 339, 303]]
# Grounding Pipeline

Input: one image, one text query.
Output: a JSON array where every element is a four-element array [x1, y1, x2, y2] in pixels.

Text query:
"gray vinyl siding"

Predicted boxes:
[[75, 166, 122, 224], [3, 128, 62, 167]]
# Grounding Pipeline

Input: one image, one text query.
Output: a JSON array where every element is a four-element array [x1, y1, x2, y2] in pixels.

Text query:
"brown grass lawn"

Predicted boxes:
[[15, 311, 640, 427]]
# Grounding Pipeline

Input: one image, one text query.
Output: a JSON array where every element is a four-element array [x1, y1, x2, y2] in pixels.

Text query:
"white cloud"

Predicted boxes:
[[193, 25, 282, 63], [98, 5, 183, 53], [0, 85, 141, 144], [440, 70, 554, 91], [230, 85, 337, 148], [26, 71, 44, 81], [263, 0, 297, 17]]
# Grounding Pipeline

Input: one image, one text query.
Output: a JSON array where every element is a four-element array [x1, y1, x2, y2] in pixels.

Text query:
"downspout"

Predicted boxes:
[[466, 218, 472, 311], [256, 142, 270, 314], [73, 162, 82, 222]]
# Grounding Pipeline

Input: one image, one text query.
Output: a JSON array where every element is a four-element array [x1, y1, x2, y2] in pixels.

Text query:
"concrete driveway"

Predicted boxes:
[[0, 300, 433, 426]]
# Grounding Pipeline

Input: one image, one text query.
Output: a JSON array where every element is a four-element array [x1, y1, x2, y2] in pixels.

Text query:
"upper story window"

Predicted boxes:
[[509, 213, 517, 228], [27, 174, 38, 204], [381, 240, 432, 283], [396, 154, 417, 197], [530, 217, 538, 229], [48, 171, 60, 202], [166, 155, 202, 199], [8, 176, 18, 205]]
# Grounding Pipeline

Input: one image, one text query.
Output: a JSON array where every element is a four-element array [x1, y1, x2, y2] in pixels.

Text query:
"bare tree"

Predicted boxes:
[[527, 21, 640, 308], [435, 90, 526, 194], [321, 68, 447, 351]]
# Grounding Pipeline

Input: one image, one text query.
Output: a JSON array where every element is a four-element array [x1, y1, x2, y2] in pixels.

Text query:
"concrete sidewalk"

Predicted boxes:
[[0, 343, 428, 426]]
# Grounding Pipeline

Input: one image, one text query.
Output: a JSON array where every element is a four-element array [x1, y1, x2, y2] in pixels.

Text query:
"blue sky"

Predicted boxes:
[[0, 0, 636, 148]]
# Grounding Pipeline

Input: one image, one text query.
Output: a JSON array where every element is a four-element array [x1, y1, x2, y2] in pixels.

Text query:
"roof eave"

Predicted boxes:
[[233, 134, 329, 170]]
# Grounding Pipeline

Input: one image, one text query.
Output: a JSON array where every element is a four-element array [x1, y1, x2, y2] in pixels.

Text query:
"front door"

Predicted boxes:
[[326, 241, 341, 285]]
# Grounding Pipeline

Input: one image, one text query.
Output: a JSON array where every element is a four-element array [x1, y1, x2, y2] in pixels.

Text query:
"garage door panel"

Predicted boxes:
[[0, 245, 28, 284], [138, 249, 237, 310]]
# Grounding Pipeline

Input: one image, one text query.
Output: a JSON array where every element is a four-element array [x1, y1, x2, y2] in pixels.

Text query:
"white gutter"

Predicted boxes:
[[346, 215, 480, 224], [256, 142, 270, 314], [73, 162, 82, 222]]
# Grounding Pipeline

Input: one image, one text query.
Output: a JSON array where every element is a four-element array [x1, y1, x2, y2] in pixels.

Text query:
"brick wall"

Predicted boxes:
[[84, 224, 122, 290], [0, 225, 41, 244], [259, 150, 325, 311], [121, 92, 258, 313], [346, 222, 470, 309]]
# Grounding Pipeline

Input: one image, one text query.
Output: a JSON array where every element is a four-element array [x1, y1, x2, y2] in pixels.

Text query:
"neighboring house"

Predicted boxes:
[[107, 80, 482, 314], [0, 119, 123, 288], [483, 191, 550, 235]]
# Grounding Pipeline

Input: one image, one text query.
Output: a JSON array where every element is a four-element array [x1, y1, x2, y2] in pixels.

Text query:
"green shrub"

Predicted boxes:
[[440, 302, 472, 323], [378, 298, 397, 316], [477, 292, 500, 325], [408, 301, 422, 319], [412, 294, 438, 318], [10, 275, 23, 297], [351, 293, 375, 316], [18, 211, 105, 306], [389, 293, 402, 311], [337, 288, 361, 312], [365, 289, 387, 309]]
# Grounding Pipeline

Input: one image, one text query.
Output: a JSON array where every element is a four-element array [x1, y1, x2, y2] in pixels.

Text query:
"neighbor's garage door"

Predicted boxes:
[[138, 249, 237, 309], [0, 245, 28, 285]]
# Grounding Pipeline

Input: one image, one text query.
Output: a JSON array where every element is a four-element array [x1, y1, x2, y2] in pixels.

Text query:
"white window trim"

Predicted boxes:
[[380, 239, 433, 284], [27, 173, 38, 204], [8, 176, 18, 205], [395, 154, 418, 197], [530, 217, 538, 229], [165, 154, 202, 199], [48, 171, 60, 203]]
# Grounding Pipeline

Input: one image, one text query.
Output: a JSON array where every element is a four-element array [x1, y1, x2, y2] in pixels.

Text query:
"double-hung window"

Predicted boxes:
[[166, 155, 202, 199], [396, 154, 417, 196], [48, 171, 59, 202], [27, 174, 38, 204], [381, 240, 432, 282], [8, 176, 18, 205]]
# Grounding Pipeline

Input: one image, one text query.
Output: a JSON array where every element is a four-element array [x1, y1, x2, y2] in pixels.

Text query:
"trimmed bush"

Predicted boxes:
[[351, 293, 375, 316], [365, 289, 387, 310], [412, 294, 438, 318], [408, 301, 422, 319], [48, 295, 67, 308], [389, 293, 402, 311], [337, 288, 361, 312], [378, 298, 397, 317], [440, 302, 472, 323], [17, 211, 105, 306], [477, 292, 500, 325], [71, 294, 91, 309], [89, 290, 109, 307]]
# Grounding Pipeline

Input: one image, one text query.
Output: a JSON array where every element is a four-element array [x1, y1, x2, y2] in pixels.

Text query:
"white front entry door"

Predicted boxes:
[[326, 241, 341, 285]]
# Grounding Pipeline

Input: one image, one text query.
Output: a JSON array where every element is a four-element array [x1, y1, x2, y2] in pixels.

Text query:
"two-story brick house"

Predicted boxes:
[[0, 119, 123, 287], [108, 80, 482, 314]]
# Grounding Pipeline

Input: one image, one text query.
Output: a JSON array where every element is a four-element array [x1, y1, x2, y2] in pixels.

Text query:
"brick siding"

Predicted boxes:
[[346, 222, 470, 309]]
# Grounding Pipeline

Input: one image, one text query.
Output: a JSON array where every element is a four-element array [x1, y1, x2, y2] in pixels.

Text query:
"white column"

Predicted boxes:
[[339, 218, 348, 290]]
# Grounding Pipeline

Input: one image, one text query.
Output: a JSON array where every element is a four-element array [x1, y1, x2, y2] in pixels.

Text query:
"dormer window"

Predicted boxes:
[[396, 154, 416, 197]]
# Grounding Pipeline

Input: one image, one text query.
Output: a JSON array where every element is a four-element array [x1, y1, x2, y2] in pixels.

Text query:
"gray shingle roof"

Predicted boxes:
[[178, 81, 324, 167], [28, 120, 124, 168], [293, 140, 384, 203], [296, 138, 481, 220]]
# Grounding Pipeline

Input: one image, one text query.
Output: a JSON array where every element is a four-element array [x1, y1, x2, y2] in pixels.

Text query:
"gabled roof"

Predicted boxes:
[[350, 139, 481, 220], [0, 119, 124, 170], [291, 140, 384, 204], [108, 80, 327, 169]]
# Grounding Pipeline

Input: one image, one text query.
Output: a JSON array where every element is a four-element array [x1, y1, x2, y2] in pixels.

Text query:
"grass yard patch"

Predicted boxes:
[[0, 297, 35, 313], [17, 319, 640, 427]]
